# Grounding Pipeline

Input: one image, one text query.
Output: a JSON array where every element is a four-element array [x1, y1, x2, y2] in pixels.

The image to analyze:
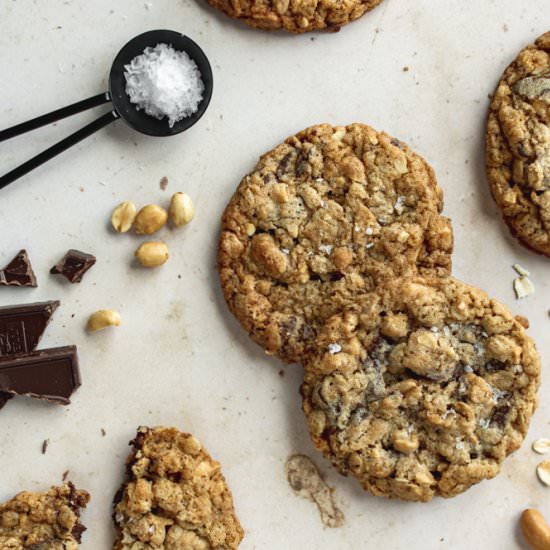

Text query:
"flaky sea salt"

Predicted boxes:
[[124, 43, 204, 127], [328, 343, 342, 354]]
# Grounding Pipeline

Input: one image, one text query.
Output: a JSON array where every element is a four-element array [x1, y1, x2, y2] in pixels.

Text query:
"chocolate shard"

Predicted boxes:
[[0, 391, 13, 409], [0, 250, 37, 287], [50, 249, 96, 284], [0, 346, 80, 405], [0, 301, 60, 357]]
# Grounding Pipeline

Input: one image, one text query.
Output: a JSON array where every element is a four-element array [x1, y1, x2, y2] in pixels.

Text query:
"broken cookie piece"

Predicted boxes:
[[113, 426, 244, 549], [0, 482, 90, 548], [0, 250, 37, 287], [50, 249, 96, 283]]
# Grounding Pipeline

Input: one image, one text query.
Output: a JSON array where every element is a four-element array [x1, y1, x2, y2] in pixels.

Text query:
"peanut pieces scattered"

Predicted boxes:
[[134, 204, 168, 235], [536, 460, 550, 487], [87, 310, 121, 332], [135, 241, 169, 267], [169, 192, 195, 227], [533, 439, 550, 455], [111, 201, 137, 233], [521, 509, 550, 550]]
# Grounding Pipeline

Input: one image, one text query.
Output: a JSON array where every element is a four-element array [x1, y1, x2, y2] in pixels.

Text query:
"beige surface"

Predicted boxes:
[[0, 1, 549, 548]]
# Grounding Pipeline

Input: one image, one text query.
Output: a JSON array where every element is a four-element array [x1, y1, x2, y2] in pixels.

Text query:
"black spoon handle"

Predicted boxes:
[[0, 110, 119, 190], [0, 93, 111, 143]]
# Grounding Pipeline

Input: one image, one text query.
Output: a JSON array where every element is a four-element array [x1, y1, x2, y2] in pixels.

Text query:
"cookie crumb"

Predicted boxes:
[[513, 275, 535, 299], [513, 263, 530, 277], [159, 176, 168, 190], [402, 66, 409, 72], [100, 428, 106, 437], [62, 470, 70, 482], [41, 439, 49, 454], [286, 454, 344, 528], [278, 369, 285, 377]]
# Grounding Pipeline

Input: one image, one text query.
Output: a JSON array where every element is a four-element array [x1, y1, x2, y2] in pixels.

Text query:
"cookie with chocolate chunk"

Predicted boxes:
[[218, 123, 453, 364], [113, 426, 244, 549], [206, 0, 383, 34], [0, 482, 90, 548], [301, 277, 540, 501], [486, 31, 550, 256]]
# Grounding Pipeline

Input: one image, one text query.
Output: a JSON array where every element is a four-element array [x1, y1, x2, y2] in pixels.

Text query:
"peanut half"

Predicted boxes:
[[134, 204, 168, 235], [87, 310, 121, 332], [111, 201, 137, 233], [169, 192, 195, 227], [521, 509, 550, 550], [135, 241, 169, 267]]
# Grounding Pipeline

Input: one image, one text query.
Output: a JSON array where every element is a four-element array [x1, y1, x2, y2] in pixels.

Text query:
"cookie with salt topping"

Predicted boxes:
[[486, 31, 550, 256], [218, 123, 453, 364], [301, 276, 540, 501], [206, 0, 383, 34], [113, 426, 244, 549]]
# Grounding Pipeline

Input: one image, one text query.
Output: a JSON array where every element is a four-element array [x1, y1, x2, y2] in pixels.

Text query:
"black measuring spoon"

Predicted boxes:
[[0, 30, 213, 190]]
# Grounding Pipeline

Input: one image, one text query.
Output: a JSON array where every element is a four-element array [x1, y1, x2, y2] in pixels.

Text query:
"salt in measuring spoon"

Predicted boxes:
[[0, 30, 214, 190]]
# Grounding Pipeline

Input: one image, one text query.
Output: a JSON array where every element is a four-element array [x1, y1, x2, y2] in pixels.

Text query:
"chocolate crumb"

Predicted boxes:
[[403, 66, 409, 72], [62, 470, 70, 482], [278, 370, 285, 377], [42, 439, 49, 454], [160, 176, 169, 190], [101, 428, 106, 437]]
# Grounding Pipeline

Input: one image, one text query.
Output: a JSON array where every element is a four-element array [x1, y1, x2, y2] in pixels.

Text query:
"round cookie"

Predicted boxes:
[[486, 31, 550, 256], [206, 0, 383, 34], [301, 277, 540, 501], [218, 123, 453, 364]]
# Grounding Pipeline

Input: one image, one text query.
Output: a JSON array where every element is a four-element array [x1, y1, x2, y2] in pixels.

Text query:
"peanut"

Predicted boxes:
[[521, 509, 550, 550], [134, 204, 168, 235], [169, 192, 195, 227], [111, 201, 137, 233], [135, 241, 169, 267], [87, 310, 121, 332]]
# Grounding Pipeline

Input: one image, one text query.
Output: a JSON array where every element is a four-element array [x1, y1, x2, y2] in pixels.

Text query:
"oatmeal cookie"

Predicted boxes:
[[113, 426, 244, 549], [0, 482, 90, 549], [301, 277, 540, 501], [218, 123, 453, 364], [206, 0, 383, 34], [486, 31, 550, 256]]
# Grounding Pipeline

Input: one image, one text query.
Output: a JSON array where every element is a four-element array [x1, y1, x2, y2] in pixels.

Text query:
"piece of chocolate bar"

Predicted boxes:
[[0, 250, 37, 287], [0, 301, 59, 357], [0, 392, 13, 410], [0, 346, 80, 404], [50, 250, 96, 283]]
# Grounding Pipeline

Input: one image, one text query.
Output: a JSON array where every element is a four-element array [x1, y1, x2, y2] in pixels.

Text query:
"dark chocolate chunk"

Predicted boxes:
[[0, 346, 80, 405], [0, 250, 37, 287], [0, 301, 60, 357], [50, 249, 96, 283]]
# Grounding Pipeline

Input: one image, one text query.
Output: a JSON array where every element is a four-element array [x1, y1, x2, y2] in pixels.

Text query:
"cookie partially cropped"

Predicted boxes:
[[301, 277, 540, 501], [218, 123, 453, 364], [113, 426, 244, 549], [206, 0, 383, 34], [486, 31, 550, 256], [0, 482, 90, 548]]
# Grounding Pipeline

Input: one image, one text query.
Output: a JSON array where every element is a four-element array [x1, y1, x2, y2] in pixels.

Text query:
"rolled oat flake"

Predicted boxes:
[[124, 43, 204, 127]]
